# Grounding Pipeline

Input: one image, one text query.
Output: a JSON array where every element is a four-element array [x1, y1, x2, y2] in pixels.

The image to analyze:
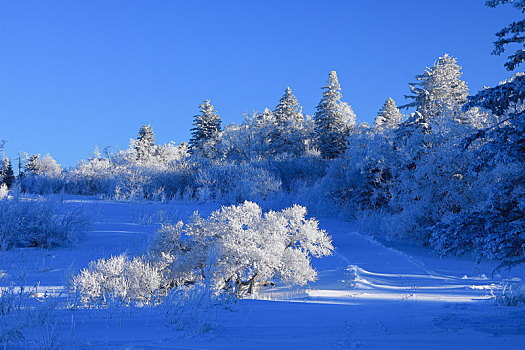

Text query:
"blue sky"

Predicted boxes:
[[0, 0, 519, 167]]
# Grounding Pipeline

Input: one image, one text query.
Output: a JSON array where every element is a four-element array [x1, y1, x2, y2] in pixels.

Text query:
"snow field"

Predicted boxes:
[[0, 197, 524, 349]]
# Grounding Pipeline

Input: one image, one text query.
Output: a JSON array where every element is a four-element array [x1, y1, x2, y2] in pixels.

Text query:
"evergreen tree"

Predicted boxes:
[[402, 54, 469, 125], [374, 97, 403, 131], [189, 100, 222, 158], [432, 73, 525, 259], [135, 124, 156, 161], [314, 71, 356, 159], [271, 86, 306, 156], [486, 0, 525, 70], [1, 158, 15, 188], [25, 154, 41, 175], [252, 108, 276, 158]]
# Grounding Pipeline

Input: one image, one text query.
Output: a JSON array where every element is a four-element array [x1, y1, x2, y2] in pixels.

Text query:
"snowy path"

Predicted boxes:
[[261, 218, 518, 305]]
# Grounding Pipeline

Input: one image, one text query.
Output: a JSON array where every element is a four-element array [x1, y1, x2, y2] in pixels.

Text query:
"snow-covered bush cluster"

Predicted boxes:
[[12, 55, 525, 263], [72, 201, 333, 305], [71, 254, 162, 306], [0, 198, 90, 250]]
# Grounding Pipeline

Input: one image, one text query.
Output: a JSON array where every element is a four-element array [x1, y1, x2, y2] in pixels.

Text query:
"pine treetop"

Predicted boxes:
[[402, 54, 469, 123], [189, 100, 222, 156], [375, 97, 403, 130]]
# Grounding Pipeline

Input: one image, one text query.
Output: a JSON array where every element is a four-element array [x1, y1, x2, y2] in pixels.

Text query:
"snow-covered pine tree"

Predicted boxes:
[[135, 124, 157, 161], [25, 154, 41, 175], [189, 100, 222, 158], [271, 86, 306, 156], [0, 158, 15, 188], [381, 55, 472, 243], [314, 71, 356, 159], [402, 54, 469, 126], [374, 97, 403, 131]]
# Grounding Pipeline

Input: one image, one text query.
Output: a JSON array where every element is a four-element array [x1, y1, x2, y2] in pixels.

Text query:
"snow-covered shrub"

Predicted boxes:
[[20, 173, 65, 195], [71, 254, 162, 306], [141, 161, 198, 200], [65, 156, 118, 196], [150, 201, 333, 297], [0, 199, 90, 250], [157, 283, 225, 333], [20, 154, 65, 194], [494, 283, 525, 306], [196, 162, 281, 203], [0, 279, 65, 349], [268, 153, 327, 192]]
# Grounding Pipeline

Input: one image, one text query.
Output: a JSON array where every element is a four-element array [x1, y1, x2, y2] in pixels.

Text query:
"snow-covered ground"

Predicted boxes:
[[1, 197, 525, 349]]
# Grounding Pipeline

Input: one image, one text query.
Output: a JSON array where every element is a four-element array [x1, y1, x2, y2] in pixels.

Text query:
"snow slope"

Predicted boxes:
[[1, 197, 524, 349]]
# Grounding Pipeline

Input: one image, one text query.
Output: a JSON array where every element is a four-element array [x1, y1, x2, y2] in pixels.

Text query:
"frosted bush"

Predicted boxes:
[[150, 201, 333, 297], [0, 199, 90, 250], [268, 154, 327, 191], [71, 254, 162, 306], [196, 162, 281, 203], [158, 283, 225, 334], [65, 157, 118, 195], [20, 174, 65, 195]]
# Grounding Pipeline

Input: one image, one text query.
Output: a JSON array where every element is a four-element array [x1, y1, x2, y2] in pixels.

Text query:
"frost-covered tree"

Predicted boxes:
[[374, 97, 403, 131], [252, 108, 276, 157], [314, 71, 356, 159], [0, 158, 15, 188], [271, 86, 306, 156], [486, 0, 525, 70], [24, 154, 41, 175], [150, 202, 333, 297], [39, 154, 62, 177], [135, 124, 157, 161], [19, 153, 63, 194], [189, 100, 222, 158], [431, 72, 525, 259], [156, 141, 190, 163], [402, 54, 469, 125], [371, 55, 473, 243], [217, 119, 256, 162]]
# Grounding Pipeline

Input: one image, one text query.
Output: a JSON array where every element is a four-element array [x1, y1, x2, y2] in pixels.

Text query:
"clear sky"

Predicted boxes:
[[0, 0, 520, 167]]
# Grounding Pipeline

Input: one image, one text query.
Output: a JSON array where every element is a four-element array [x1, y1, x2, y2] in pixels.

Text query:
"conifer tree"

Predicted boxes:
[[0, 158, 15, 188], [314, 71, 356, 159], [135, 124, 156, 161], [374, 97, 403, 131], [189, 100, 222, 158], [271, 86, 306, 155], [25, 154, 41, 175], [402, 54, 469, 125]]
